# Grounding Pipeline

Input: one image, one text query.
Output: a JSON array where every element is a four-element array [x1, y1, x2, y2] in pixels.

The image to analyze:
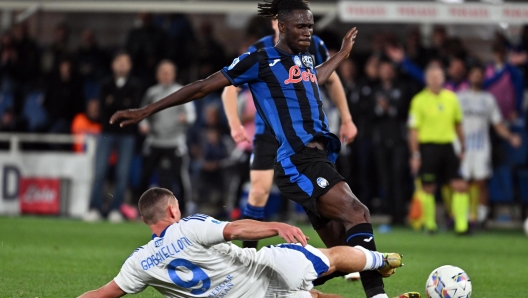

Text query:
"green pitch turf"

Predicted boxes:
[[0, 217, 526, 297]]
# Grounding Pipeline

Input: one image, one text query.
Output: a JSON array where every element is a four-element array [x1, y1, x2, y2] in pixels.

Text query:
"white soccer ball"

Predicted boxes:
[[524, 217, 528, 236], [425, 265, 472, 298]]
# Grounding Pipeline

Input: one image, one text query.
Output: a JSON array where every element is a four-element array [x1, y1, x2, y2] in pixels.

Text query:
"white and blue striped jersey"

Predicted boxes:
[[114, 214, 274, 298], [457, 90, 502, 152]]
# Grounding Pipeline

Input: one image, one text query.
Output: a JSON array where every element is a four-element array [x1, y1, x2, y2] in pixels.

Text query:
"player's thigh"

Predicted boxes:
[[460, 151, 473, 181], [265, 244, 330, 296], [251, 134, 278, 171], [471, 150, 492, 180], [274, 147, 347, 228], [442, 144, 463, 182], [248, 169, 275, 206], [317, 181, 369, 226], [419, 144, 443, 185]]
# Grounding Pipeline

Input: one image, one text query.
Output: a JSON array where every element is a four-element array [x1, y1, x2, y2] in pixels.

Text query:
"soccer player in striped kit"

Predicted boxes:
[[222, 17, 356, 250]]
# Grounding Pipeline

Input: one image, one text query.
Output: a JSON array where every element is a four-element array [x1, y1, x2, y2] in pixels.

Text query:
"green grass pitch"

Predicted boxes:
[[0, 216, 526, 297]]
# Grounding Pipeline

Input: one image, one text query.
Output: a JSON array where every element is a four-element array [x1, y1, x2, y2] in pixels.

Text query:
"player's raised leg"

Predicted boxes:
[[242, 169, 274, 248], [319, 245, 403, 277], [316, 181, 390, 297]]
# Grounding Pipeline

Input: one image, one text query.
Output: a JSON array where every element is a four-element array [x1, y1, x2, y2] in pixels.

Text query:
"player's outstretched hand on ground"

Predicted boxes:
[[276, 223, 309, 247], [339, 27, 358, 60], [110, 107, 150, 127]]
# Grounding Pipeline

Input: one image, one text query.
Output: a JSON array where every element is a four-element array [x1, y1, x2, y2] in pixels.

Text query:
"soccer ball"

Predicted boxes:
[[425, 265, 472, 298], [524, 217, 528, 236]]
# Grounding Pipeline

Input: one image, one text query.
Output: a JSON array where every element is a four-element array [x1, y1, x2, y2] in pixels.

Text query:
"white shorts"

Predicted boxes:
[[263, 244, 330, 298], [461, 149, 492, 180]]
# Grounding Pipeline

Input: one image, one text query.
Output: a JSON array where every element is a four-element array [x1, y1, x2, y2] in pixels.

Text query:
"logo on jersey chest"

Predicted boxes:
[[284, 65, 317, 85], [302, 55, 314, 69]]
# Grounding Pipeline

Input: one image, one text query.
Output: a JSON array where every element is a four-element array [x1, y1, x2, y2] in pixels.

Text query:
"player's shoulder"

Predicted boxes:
[[254, 35, 274, 46], [455, 90, 471, 99], [440, 88, 457, 99], [181, 213, 212, 222], [412, 89, 430, 102], [312, 35, 325, 46], [127, 245, 148, 261], [181, 213, 225, 224]]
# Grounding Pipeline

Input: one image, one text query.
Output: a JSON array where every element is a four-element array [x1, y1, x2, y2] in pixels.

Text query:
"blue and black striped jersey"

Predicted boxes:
[[221, 47, 340, 163], [247, 35, 330, 137]]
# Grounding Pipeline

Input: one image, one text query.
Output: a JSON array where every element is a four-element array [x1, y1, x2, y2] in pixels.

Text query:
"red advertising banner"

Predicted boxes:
[[19, 178, 60, 215]]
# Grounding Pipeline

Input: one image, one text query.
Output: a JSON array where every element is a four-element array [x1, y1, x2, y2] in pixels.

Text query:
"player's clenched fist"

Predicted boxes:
[[339, 27, 358, 60], [110, 107, 150, 127], [276, 223, 309, 247]]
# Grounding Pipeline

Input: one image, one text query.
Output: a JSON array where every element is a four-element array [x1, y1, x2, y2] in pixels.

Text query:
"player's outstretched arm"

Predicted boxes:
[[78, 281, 126, 298], [110, 72, 231, 127], [315, 27, 358, 85], [223, 220, 309, 246]]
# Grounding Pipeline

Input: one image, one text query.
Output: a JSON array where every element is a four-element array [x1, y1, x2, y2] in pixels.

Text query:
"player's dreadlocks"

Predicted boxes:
[[257, 0, 310, 20]]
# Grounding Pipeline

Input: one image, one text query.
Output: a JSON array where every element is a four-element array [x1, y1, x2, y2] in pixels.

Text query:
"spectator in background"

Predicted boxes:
[[71, 99, 101, 153], [199, 126, 229, 216], [408, 65, 470, 234], [0, 32, 17, 93], [163, 13, 197, 85], [0, 108, 27, 133], [77, 29, 109, 83], [385, 45, 470, 92], [43, 57, 84, 133], [348, 55, 379, 211], [485, 42, 524, 121], [371, 59, 411, 224], [429, 26, 448, 62], [405, 28, 429, 68], [41, 22, 71, 74], [457, 65, 521, 226], [132, 60, 195, 219], [196, 22, 227, 79], [11, 23, 40, 114], [445, 58, 469, 92], [126, 13, 167, 86], [507, 25, 528, 87], [188, 103, 230, 216], [84, 52, 143, 223]]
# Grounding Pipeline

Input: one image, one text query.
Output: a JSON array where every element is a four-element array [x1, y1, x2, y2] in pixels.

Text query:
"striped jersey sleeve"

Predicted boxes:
[[222, 52, 260, 87], [311, 35, 330, 65]]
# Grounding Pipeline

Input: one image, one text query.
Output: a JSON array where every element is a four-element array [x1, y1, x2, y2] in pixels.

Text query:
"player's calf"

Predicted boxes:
[[320, 246, 403, 277]]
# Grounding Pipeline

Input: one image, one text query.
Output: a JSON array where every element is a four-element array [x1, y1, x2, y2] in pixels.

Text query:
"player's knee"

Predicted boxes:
[[341, 197, 369, 223], [422, 183, 436, 194], [451, 180, 468, 192], [248, 186, 270, 205]]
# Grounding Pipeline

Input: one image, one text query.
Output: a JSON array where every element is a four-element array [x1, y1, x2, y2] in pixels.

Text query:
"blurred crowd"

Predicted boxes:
[[1, 13, 527, 223]]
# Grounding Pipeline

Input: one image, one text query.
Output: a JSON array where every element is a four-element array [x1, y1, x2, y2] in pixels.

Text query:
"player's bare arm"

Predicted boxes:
[[316, 27, 358, 85], [455, 123, 465, 160], [221, 85, 251, 143], [78, 280, 125, 298], [493, 122, 522, 148], [408, 128, 420, 175], [110, 72, 230, 127], [325, 71, 357, 144], [310, 289, 343, 298], [223, 219, 309, 246]]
